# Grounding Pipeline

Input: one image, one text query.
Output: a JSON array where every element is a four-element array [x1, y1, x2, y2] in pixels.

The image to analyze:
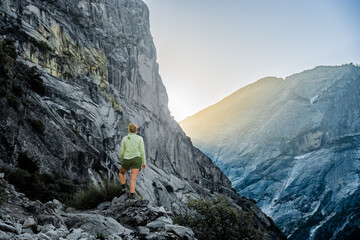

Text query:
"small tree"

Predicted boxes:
[[174, 195, 264, 240]]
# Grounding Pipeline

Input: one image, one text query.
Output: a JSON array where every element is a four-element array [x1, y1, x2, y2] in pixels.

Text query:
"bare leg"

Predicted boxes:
[[119, 166, 127, 185], [129, 169, 140, 193]]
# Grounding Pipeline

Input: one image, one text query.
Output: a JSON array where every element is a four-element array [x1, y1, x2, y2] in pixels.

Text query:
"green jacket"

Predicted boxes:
[[120, 133, 146, 166]]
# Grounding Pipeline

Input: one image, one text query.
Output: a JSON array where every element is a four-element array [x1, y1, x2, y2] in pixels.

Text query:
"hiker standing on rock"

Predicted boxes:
[[119, 123, 146, 200]]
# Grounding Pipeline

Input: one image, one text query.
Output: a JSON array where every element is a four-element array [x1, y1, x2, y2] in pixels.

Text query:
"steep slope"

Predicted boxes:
[[0, 0, 285, 239], [181, 65, 360, 239]]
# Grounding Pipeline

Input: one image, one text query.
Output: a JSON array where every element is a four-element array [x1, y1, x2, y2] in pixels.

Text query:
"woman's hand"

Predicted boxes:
[[142, 165, 146, 170]]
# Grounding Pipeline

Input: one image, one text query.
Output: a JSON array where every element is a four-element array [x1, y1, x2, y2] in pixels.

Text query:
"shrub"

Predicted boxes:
[[0, 38, 17, 91], [173, 195, 264, 240], [17, 152, 40, 174], [0, 38, 17, 60], [28, 37, 53, 52], [12, 84, 23, 97], [72, 128, 80, 134], [62, 50, 72, 57], [6, 94, 20, 109], [69, 179, 124, 210], [4, 152, 76, 203], [25, 67, 46, 96], [0, 186, 8, 205], [96, 232, 106, 240], [29, 118, 46, 133]]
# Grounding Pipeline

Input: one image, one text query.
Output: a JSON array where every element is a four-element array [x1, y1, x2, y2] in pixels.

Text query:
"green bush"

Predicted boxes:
[[25, 67, 46, 96], [0, 38, 17, 91], [3, 152, 75, 203], [72, 128, 80, 134], [96, 232, 107, 240], [62, 50, 72, 57], [28, 37, 53, 52], [12, 84, 23, 97], [174, 195, 264, 240], [0, 186, 8, 205], [17, 152, 40, 174], [0, 38, 17, 60], [6, 94, 20, 109], [29, 118, 46, 133], [69, 180, 124, 210]]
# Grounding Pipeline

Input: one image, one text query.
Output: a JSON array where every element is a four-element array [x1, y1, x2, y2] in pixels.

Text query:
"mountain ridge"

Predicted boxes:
[[181, 64, 360, 239]]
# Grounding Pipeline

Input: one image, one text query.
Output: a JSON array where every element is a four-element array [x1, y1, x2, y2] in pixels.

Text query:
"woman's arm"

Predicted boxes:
[[139, 137, 146, 167], [120, 138, 125, 160]]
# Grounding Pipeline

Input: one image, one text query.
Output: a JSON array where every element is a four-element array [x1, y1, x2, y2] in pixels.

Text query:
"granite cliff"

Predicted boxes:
[[181, 65, 360, 239], [0, 0, 285, 239]]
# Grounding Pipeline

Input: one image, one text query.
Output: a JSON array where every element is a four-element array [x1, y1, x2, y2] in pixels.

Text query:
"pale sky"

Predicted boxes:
[[143, 0, 360, 121]]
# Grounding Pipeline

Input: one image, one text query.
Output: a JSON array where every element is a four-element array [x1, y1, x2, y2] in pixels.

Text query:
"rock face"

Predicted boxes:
[[0, 0, 285, 239], [181, 65, 360, 240], [0, 0, 231, 210]]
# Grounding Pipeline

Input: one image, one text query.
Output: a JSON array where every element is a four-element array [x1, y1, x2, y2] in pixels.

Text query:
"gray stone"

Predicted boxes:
[[22, 217, 36, 228], [21, 227, 34, 234], [97, 201, 111, 210], [65, 208, 77, 214], [106, 234, 123, 240], [1, 208, 11, 214], [37, 232, 53, 240], [45, 229, 61, 240], [134, 216, 143, 224], [65, 214, 132, 236], [0, 230, 10, 240], [66, 228, 82, 240], [0, 220, 18, 233], [155, 216, 173, 225], [14, 223, 22, 235], [137, 226, 150, 235], [13, 233, 36, 240], [56, 226, 70, 238], [146, 216, 173, 230], [164, 224, 195, 238], [40, 224, 55, 233], [0, 215, 10, 221]]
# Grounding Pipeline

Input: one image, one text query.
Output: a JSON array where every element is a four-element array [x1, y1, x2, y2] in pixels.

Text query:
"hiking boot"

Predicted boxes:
[[127, 193, 136, 201], [120, 184, 126, 194]]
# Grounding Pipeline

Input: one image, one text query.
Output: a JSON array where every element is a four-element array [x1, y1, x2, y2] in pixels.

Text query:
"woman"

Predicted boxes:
[[119, 123, 146, 200]]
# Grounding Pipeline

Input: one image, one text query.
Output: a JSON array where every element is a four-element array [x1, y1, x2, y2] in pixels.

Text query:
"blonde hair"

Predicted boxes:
[[128, 123, 137, 133]]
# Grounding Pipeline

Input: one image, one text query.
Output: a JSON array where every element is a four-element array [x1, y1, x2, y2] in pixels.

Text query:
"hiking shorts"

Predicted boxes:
[[121, 156, 142, 171]]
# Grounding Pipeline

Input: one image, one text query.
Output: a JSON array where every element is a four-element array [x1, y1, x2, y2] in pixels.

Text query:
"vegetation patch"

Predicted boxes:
[[95, 232, 107, 240], [0, 38, 17, 92], [62, 50, 72, 57], [6, 94, 20, 109], [23, 66, 46, 96], [1, 39, 47, 98], [0, 186, 8, 206], [28, 37, 53, 52], [69, 180, 124, 210], [3, 152, 75, 203], [72, 128, 80, 134], [28, 118, 46, 133], [174, 195, 264, 240]]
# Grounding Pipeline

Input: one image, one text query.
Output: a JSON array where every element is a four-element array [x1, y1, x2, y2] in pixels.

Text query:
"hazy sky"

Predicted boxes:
[[143, 0, 360, 121]]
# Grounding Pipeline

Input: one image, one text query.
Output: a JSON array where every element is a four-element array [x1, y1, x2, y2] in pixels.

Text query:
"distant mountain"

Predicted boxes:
[[181, 64, 360, 239]]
